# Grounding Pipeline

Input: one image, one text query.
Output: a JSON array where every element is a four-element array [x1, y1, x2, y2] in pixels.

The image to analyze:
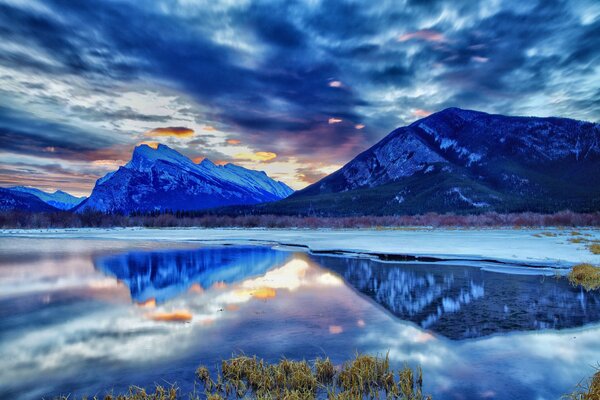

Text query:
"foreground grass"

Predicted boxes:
[[564, 370, 600, 400], [53, 354, 430, 399], [569, 264, 600, 291]]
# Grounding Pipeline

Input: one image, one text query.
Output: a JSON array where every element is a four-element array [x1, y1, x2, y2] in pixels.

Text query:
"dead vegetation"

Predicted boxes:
[[568, 264, 600, 291], [564, 369, 600, 399], [53, 354, 430, 400], [196, 353, 430, 399]]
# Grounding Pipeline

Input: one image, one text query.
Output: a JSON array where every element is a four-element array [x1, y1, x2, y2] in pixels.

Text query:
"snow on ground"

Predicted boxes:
[[1, 227, 599, 268]]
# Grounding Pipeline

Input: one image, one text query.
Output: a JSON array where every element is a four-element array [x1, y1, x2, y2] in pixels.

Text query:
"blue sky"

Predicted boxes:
[[0, 0, 599, 194]]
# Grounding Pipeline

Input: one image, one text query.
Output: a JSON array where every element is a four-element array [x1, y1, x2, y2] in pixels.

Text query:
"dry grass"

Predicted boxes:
[[194, 353, 430, 399], [589, 243, 600, 255], [564, 370, 600, 399], [50, 353, 430, 400], [568, 264, 600, 291], [53, 385, 179, 400]]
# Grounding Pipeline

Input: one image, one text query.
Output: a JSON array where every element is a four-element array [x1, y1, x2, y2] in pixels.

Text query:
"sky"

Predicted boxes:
[[0, 0, 599, 196]]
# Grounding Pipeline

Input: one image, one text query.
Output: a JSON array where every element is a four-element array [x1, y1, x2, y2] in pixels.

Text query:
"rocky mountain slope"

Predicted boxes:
[[76, 144, 293, 214], [267, 108, 600, 215]]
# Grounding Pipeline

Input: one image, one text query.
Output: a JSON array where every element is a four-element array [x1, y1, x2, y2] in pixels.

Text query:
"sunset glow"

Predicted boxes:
[[0, 0, 596, 197]]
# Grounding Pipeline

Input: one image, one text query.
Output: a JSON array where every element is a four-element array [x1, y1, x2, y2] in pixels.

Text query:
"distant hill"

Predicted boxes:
[[76, 144, 293, 214], [9, 186, 86, 210], [0, 187, 60, 212], [262, 108, 600, 215]]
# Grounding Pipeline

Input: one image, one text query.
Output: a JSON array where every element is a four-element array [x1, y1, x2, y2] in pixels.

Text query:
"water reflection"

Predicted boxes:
[[1, 239, 600, 400], [312, 255, 600, 339], [94, 246, 291, 303]]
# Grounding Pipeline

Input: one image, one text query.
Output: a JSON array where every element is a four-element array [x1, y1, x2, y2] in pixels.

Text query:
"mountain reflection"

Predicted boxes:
[[311, 255, 600, 339], [94, 246, 291, 303]]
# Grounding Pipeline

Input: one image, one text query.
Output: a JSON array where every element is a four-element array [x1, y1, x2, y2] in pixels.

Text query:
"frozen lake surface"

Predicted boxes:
[[0, 229, 599, 399]]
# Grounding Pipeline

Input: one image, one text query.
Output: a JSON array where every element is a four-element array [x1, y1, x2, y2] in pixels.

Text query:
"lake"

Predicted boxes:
[[0, 238, 599, 399]]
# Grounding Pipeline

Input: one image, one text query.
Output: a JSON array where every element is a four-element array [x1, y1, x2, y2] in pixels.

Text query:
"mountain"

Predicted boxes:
[[266, 108, 600, 215], [76, 144, 293, 213], [0, 187, 60, 212], [9, 186, 85, 210]]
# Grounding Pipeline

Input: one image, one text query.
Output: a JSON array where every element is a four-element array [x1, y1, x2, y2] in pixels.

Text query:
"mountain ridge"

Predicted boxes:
[[263, 107, 600, 215], [8, 186, 86, 210], [75, 144, 293, 214]]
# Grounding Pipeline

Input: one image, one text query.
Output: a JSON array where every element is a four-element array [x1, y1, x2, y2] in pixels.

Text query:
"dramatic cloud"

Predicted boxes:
[[234, 152, 278, 163], [0, 0, 598, 193], [145, 127, 195, 138]]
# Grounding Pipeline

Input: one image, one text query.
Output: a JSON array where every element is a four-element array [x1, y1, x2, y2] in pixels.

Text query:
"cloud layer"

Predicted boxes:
[[0, 0, 598, 194]]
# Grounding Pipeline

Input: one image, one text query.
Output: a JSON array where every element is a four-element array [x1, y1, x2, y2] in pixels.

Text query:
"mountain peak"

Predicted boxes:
[[79, 143, 293, 213], [127, 143, 195, 171]]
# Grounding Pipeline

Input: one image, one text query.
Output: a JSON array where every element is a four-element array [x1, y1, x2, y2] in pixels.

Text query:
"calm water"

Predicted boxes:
[[0, 238, 599, 400]]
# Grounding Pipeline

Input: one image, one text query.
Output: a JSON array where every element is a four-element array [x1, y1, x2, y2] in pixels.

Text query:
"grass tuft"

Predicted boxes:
[[564, 369, 600, 399], [589, 243, 600, 255], [196, 353, 431, 399], [568, 264, 600, 291]]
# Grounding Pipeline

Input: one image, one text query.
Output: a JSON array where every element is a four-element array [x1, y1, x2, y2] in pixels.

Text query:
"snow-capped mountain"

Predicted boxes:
[[76, 144, 293, 213], [9, 186, 86, 210], [0, 187, 60, 212], [272, 108, 600, 215]]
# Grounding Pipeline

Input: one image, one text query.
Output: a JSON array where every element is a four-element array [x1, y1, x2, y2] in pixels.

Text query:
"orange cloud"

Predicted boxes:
[[412, 109, 432, 118], [139, 141, 160, 149], [136, 298, 156, 308], [226, 138, 241, 145], [328, 117, 342, 124], [189, 283, 204, 293], [251, 287, 277, 299], [329, 325, 344, 334], [148, 310, 192, 322], [145, 126, 195, 137], [355, 124, 365, 129], [234, 151, 277, 162], [328, 80, 343, 88], [203, 125, 216, 131], [398, 29, 446, 43], [193, 156, 205, 164]]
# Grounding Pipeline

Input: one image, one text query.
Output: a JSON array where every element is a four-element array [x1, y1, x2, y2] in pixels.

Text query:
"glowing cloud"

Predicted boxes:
[[139, 141, 160, 149], [355, 124, 365, 129], [412, 109, 432, 118], [145, 126, 195, 137], [226, 138, 241, 145], [192, 156, 205, 164], [328, 80, 343, 87], [251, 287, 277, 299], [329, 325, 344, 334], [234, 151, 277, 162], [328, 117, 342, 124], [148, 310, 193, 322], [397, 29, 446, 43]]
